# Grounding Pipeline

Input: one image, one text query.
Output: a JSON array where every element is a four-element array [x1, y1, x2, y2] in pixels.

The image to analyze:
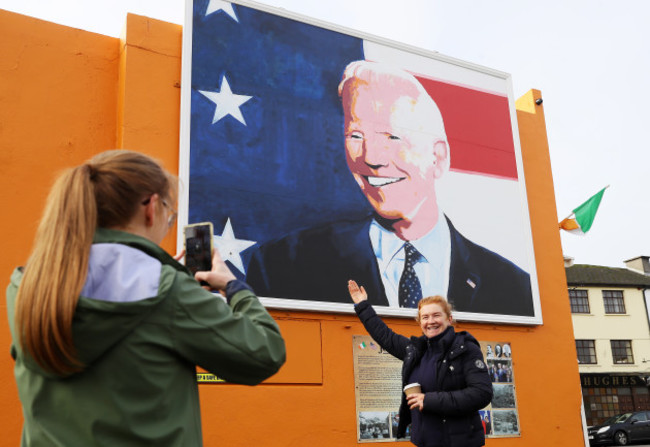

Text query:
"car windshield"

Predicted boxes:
[[603, 413, 632, 425]]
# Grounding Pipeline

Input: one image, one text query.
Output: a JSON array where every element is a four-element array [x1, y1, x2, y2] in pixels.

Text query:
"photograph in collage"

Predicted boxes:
[[479, 341, 520, 437]]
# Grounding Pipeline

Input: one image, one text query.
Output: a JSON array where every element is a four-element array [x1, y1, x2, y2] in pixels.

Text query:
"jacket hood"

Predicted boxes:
[[7, 229, 188, 378]]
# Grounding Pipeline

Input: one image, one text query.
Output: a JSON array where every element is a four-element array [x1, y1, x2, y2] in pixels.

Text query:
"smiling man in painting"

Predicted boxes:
[[246, 60, 533, 317]]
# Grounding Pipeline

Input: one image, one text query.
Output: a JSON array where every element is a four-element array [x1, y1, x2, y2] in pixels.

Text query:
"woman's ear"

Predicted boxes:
[[143, 194, 159, 227]]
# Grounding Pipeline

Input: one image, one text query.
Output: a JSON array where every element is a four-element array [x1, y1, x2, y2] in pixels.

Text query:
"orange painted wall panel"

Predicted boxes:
[[117, 14, 183, 254], [198, 317, 324, 384], [0, 9, 584, 446], [0, 9, 120, 440], [269, 318, 323, 384]]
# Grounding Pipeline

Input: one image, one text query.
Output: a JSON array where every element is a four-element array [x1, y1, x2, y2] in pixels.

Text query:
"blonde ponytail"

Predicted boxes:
[[16, 165, 96, 374], [15, 150, 174, 375]]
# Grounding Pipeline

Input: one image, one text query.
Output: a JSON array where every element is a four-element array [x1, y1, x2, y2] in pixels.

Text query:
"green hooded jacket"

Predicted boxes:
[[6, 228, 286, 446]]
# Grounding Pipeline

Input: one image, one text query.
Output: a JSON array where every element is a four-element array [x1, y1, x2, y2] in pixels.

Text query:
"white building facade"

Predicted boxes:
[[567, 256, 650, 426]]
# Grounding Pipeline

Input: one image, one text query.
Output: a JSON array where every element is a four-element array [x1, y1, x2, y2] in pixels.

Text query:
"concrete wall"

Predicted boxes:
[[0, 9, 585, 446]]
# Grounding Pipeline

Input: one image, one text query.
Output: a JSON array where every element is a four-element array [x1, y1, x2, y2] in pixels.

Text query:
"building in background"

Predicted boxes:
[[567, 256, 650, 426]]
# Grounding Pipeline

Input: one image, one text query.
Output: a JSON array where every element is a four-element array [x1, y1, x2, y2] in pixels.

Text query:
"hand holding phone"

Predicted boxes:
[[184, 222, 214, 285], [195, 248, 236, 294]]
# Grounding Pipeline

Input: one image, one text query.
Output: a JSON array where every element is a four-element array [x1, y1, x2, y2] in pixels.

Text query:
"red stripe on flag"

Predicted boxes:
[[415, 76, 518, 180]]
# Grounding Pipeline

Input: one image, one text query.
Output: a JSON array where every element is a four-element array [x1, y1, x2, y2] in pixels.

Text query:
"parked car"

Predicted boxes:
[[588, 411, 650, 446]]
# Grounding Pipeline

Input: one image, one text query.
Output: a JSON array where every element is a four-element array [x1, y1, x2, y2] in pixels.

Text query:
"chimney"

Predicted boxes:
[[564, 256, 574, 268], [625, 256, 650, 275]]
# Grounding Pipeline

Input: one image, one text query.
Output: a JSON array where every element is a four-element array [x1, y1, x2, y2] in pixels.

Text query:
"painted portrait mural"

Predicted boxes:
[[180, 0, 542, 324]]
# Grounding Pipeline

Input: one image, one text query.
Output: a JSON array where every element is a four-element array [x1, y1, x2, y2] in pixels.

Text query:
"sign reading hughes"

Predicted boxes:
[[581, 374, 648, 388]]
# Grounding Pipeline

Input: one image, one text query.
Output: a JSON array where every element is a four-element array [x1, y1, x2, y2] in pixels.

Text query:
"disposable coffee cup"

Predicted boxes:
[[403, 383, 421, 396]]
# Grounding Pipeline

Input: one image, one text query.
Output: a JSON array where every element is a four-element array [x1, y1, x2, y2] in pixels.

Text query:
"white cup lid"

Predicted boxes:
[[403, 382, 420, 391]]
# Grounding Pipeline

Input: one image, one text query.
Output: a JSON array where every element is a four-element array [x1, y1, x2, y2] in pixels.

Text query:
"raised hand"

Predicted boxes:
[[348, 280, 368, 304]]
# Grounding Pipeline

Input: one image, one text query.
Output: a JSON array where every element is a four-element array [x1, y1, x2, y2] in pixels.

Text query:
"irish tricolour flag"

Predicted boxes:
[[559, 187, 608, 235]]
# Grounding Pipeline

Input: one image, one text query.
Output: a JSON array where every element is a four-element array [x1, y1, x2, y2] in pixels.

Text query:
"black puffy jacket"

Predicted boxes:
[[355, 301, 493, 447]]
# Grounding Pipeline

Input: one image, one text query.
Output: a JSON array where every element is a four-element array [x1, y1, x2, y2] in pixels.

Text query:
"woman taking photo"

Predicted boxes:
[[7, 150, 286, 446], [348, 280, 492, 447]]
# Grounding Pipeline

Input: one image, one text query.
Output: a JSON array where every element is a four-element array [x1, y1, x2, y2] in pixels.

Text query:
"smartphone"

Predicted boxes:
[[183, 222, 214, 276]]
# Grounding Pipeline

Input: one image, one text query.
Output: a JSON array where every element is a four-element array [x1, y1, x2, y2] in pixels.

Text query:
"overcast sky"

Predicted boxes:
[[1, 0, 648, 268]]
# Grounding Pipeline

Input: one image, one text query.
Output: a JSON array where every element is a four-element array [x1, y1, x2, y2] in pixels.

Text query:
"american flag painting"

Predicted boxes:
[[181, 0, 541, 323]]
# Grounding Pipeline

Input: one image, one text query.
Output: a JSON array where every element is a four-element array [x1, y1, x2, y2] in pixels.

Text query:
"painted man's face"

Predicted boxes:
[[342, 80, 446, 223]]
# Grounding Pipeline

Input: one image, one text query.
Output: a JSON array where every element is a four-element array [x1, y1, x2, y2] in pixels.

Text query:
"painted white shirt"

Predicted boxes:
[[369, 214, 451, 307]]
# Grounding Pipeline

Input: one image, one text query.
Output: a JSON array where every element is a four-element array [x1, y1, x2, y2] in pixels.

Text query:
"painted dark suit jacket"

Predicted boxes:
[[245, 215, 534, 316]]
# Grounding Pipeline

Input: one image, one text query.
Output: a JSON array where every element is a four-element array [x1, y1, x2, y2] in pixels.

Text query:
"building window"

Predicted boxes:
[[569, 289, 590, 313], [603, 290, 625, 314], [611, 340, 634, 364], [576, 340, 597, 364]]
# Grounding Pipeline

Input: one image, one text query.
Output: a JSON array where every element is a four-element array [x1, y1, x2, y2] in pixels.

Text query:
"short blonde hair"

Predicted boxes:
[[416, 296, 453, 322]]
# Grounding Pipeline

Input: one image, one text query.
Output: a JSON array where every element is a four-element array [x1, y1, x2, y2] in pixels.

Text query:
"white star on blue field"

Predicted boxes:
[[199, 75, 253, 126], [213, 218, 256, 274]]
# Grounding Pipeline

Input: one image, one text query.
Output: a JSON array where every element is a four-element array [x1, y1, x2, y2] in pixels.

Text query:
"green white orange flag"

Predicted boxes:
[[559, 186, 608, 235]]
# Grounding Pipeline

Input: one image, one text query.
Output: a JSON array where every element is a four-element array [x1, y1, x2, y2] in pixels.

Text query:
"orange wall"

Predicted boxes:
[[0, 9, 583, 446], [0, 10, 120, 438]]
